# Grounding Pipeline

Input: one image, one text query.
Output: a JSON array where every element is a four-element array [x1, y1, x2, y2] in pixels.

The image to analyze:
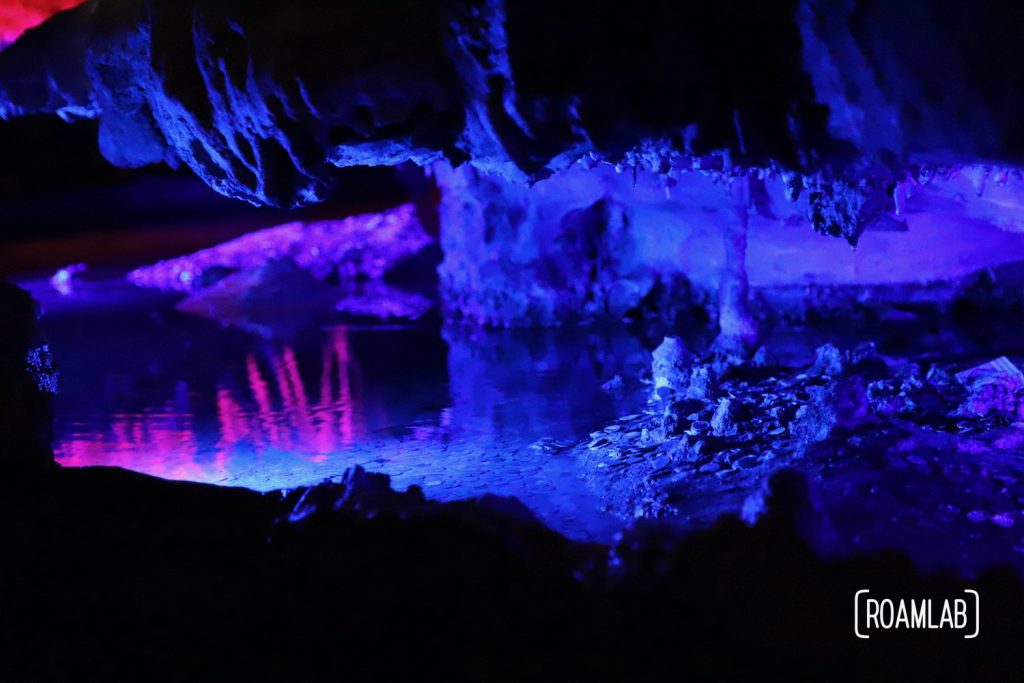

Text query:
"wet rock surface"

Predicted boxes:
[[578, 330, 1024, 574]]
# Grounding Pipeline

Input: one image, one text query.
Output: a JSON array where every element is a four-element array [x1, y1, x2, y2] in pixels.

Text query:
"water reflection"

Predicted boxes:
[[55, 324, 425, 495], [43, 279, 648, 540], [59, 327, 362, 473]]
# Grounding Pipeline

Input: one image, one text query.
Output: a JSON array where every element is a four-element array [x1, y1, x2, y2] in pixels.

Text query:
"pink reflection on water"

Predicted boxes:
[[60, 409, 206, 481], [334, 327, 356, 448], [246, 353, 277, 448], [215, 385, 248, 463], [56, 327, 364, 484]]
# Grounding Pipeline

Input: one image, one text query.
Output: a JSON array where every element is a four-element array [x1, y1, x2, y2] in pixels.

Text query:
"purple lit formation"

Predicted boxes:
[[48, 262, 84, 296], [127, 204, 431, 293]]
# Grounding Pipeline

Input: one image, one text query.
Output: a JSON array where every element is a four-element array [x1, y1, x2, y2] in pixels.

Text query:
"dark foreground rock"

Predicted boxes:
[[0, 280, 56, 471], [2, 462, 1023, 680]]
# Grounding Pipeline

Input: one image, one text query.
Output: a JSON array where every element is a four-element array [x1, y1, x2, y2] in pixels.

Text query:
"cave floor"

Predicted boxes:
[[579, 309, 1024, 576]]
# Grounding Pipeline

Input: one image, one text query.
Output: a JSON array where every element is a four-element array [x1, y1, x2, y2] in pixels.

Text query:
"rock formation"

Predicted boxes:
[[7, 1, 1024, 334]]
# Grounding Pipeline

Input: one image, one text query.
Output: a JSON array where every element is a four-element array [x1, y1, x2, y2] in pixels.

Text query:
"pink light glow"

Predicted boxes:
[[333, 327, 356, 448], [55, 329, 366, 487], [0, 0, 80, 47], [60, 411, 206, 482]]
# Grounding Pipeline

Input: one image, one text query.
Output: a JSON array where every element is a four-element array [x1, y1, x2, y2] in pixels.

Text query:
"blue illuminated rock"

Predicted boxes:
[[10, 1, 1024, 331], [7, 0, 1024, 215], [651, 337, 691, 396]]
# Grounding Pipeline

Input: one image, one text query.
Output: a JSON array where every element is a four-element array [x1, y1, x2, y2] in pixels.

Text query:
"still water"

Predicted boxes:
[[22, 275, 649, 542]]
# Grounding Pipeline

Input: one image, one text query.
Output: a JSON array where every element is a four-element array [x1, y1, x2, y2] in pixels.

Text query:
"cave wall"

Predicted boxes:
[[437, 162, 1024, 327], [9, 1, 1024, 202], [7, 1, 1024, 328]]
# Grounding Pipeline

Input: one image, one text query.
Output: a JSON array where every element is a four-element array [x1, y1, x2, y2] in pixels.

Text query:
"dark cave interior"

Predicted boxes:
[[5, 1, 1024, 678]]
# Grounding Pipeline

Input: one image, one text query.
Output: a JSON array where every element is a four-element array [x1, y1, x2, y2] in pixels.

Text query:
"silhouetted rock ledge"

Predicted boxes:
[[3, 461, 1024, 680]]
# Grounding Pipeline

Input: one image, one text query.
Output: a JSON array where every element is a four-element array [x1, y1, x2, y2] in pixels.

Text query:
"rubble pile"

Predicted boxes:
[[579, 337, 1024, 546]]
